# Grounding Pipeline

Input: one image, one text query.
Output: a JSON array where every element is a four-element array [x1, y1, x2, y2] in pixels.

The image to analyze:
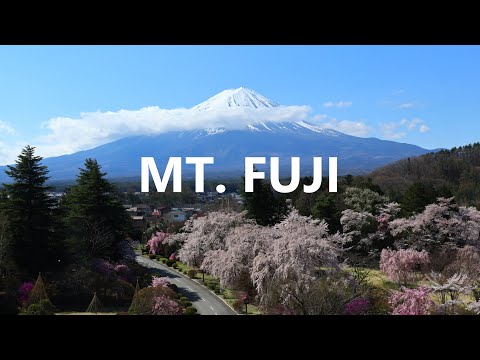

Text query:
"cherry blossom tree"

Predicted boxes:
[[152, 295, 183, 315], [340, 202, 400, 263], [147, 231, 168, 254], [380, 248, 430, 285], [178, 211, 249, 267], [251, 210, 343, 314], [427, 272, 472, 314], [389, 197, 480, 252], [151, 276, 170, 288], [388, 286, 433, 315], [343, 187, 389, 213], [201, 223, 262, 289]]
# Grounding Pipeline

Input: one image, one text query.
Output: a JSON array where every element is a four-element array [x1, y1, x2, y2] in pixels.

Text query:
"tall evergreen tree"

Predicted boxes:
[[240, 172, 287, 226], [2, 146, 63, 275], [62, 158, 131, 260]]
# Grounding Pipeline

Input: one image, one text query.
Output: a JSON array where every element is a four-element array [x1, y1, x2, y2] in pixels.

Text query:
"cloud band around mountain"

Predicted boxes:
[[36, 105, 312, 157]]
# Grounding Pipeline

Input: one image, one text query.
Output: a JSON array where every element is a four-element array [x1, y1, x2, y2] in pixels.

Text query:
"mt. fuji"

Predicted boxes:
[[0, 88, 434, 181]]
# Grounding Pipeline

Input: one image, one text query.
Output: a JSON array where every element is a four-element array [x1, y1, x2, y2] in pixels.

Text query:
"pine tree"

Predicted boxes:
[[240, 172, 287, 226], [62, 158, 131, 260], [2, 146, 63, 275]]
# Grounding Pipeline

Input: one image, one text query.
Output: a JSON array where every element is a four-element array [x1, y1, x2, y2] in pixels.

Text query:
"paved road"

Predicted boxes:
[[136, 256, 236, 315]]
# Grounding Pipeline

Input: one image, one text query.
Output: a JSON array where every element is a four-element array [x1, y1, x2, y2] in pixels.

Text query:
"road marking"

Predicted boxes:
[[214, 312, 218, 315], [210, 306, 215, 311], [186, 286, 193, 291], [200, 297, 205, 301]]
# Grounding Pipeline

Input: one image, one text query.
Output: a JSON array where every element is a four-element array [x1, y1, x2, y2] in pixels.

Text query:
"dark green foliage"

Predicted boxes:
[[148, 254, 156, 259], [311, 193, 343, 233], [2, 146, 64, 275], [401, 182, 453, 216], [165, 259, 174, 267], [240, 172, 288, 226], [184, 305, 197, 315], [187, 269, 197, 278], [25, 299, 56, 315], [371, 143, 480, 207], [128, 286, 177, 315], [61, 158, 132, 260]]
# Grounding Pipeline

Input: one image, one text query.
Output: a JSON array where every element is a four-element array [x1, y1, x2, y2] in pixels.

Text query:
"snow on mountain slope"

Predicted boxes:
[[193, 87, 279, 111]]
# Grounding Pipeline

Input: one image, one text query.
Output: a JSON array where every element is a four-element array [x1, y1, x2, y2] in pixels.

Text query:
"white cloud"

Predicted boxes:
[[35, 105, 311, 158], [400, 118, 422, 130], [392, 89, 405, 95], [312, 114, 328, 121], [381, 122, 407, 140], [323, 101, 352, 108], [0, 121, 16, 136], [314, 117, 371, 137], [419, 124, 430, 133], [381, 118, 430, 139], [398, 103, 416, 109]]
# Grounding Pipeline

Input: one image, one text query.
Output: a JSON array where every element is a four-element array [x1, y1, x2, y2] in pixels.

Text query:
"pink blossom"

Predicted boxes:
[[389, 286, 433, 315], [151, 276, 170, 288], [380, 248, 430, 285], [147, 231, 168, 254], [344, 298, 370, 315], [18, 282, 34, 304], [169, 252, 176, 261], [114, 264, 132, 281], [152, 295, 183, 315]]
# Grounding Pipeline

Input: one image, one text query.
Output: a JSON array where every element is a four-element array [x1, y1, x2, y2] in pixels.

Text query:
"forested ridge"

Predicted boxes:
[[371, 142, 480, 206]]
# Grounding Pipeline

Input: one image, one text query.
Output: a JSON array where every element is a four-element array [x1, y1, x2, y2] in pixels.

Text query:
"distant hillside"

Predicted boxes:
[[371, 142, 480, 206]]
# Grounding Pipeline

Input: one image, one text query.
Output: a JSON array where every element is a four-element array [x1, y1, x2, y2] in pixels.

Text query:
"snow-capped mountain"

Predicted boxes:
[[0, 88, 435, 181], [193, 87, 279, 110]]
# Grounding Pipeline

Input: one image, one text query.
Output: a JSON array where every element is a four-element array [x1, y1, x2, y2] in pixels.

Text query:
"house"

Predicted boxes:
[[164, 210, 187, 223]]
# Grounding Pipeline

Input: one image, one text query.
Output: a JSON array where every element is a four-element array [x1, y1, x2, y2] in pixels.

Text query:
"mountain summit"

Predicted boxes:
[[193, 87, 280, 111]]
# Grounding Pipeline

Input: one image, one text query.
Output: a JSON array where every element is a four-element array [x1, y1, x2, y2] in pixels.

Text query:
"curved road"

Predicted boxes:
[[136, 256, 236, 315]]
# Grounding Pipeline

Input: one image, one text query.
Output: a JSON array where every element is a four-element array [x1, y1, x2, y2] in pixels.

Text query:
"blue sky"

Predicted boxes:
[[0, 45, 479, 164]]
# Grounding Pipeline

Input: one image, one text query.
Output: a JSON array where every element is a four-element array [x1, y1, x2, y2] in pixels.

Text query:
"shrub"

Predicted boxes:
[[129, 286, 177, 315], [152, 295, 183, 315], [184, 306, 197, 315], [233, 299, 245, 313], [214, 286, 221, 295], [165, 259, 174, 267], [172, 263, 178, 269], [208, 283, 216, 290], [366, 285, 391, 314], [18, 282, 34, 306], [180, 296, 189, 302], [343, 298, 370, 315], [25, 299, 56, 315], [148, 254, 156, 259], [183, 301, 192, 307], [187, 269, 197, 279]]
